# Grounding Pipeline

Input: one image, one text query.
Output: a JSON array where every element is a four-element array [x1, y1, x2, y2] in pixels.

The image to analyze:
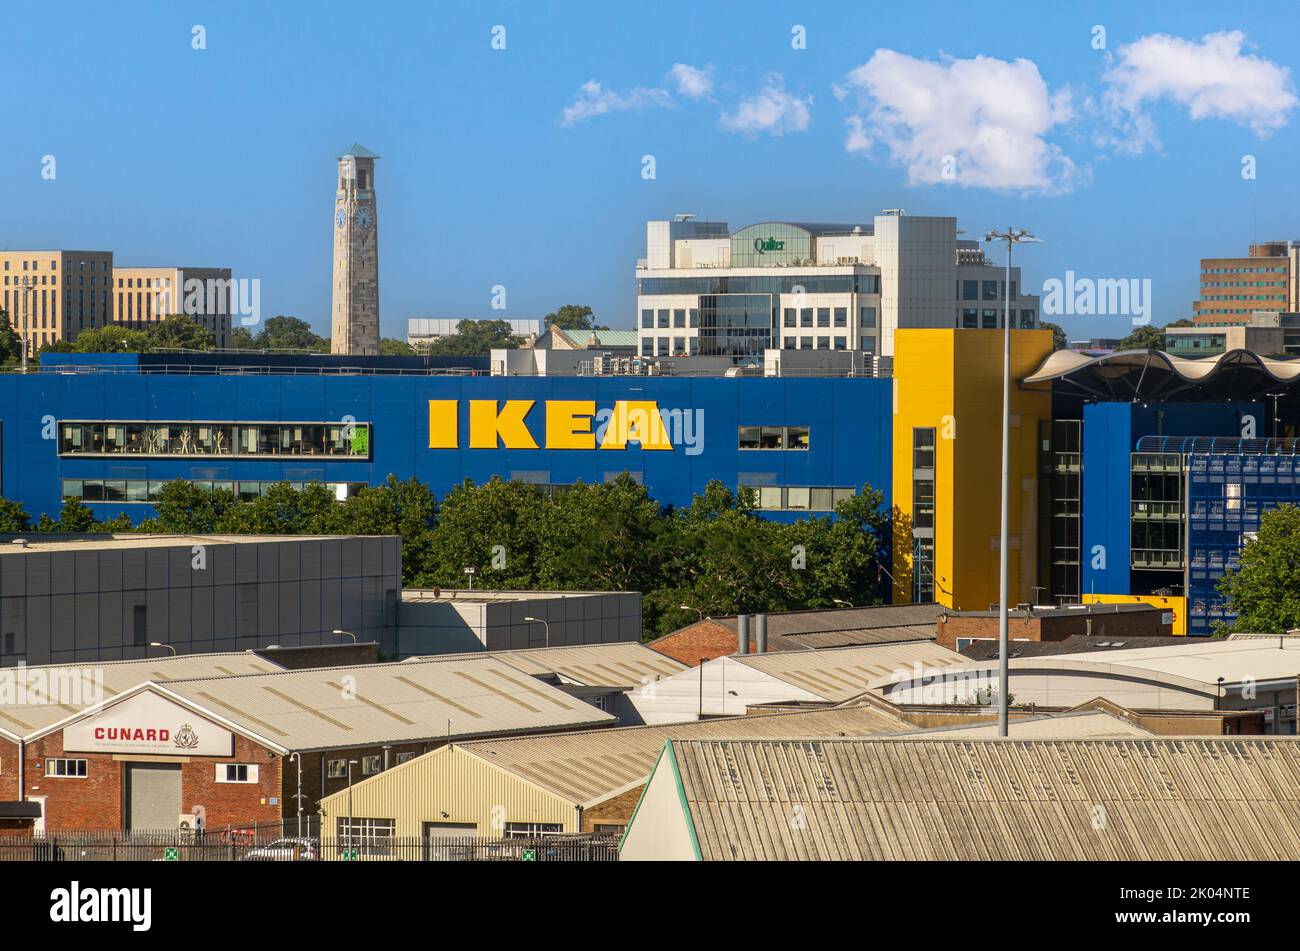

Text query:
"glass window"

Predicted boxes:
[[787, 487, 810, 510], [783, 308, 796, 327], [759, 426, 783, 449], [962, 308, 978, 328], [816, 336, 830, 349], [816, 307, 830, 327], [800, 308, 813, 327], [982, 280, 998, 300], [810, 487, 833, 510], [833, 307, 847, 327], [834, 336, 846, 350], [640, 309, 653, 329], [913, 428, 936, 469], [673, 309, 686, 328], [859, 307, 876, 328], [688, 308, 698, 328], [657, 309, 669, 328], [759, 486, 782, 509], [963, 280, 978, 300], [982, 309, 998, 328], [738, 426, 762, 449], [786, 426, 810, 450]]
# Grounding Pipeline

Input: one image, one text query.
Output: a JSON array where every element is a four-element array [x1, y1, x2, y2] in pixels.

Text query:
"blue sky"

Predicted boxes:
[[3, 0, 1299, 341]]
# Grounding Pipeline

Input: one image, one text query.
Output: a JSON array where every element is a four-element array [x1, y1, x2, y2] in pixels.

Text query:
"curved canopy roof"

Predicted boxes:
[[732, 221, 873, 237], [1022, 348, 1300, 401]]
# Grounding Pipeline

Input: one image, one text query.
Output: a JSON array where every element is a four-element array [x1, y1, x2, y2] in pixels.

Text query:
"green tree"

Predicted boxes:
[[1219, 503, 1300, 633], [1115, 325, 1164, 351], [253, 316, 327, 352], [379, 338, 415, 356], [423, 477, 546, 587], [1040, 320, 1068, 351], [536, 475, 665, 593], [67, 325, 154, 353], [0, 312, 22, 366], [544, 305, 597, 331], [422, 320, 520, 356], [0, 498, 31, 532], [142, 480, 238, 533], [230, 326, 257, 350], [150, 314, 216, 351], [216, 482, 338, 535]]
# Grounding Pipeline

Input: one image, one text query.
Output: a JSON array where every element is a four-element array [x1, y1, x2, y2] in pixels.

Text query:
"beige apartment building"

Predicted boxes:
[[1194, 240, 1299, 324], [0, 250, 113, 356], [0, 252, 233, 354], [113, 265, 233, 348]]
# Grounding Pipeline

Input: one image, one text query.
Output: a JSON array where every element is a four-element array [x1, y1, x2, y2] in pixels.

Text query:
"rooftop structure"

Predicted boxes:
[[621, 736, 1300, 860]]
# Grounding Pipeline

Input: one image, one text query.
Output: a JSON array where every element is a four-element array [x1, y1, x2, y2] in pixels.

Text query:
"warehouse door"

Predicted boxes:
[[423, 821, 477, 861], [124, 763, 182, 832]]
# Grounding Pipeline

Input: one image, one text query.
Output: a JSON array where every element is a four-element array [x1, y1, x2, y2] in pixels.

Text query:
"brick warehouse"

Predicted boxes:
[[0, 654, 618, 833]]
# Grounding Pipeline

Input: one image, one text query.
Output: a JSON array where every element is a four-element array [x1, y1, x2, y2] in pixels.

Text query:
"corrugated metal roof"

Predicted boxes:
[[735, 643, 967, 701], [461, 705, 915, 806], [666, 737, 1300, 860], [901, 710, 1153, 739], [160, 656, 615, 751], [0, 652, 284, 738], [776, 624, 936, 650], [405, 643, 686, 688], [708, 603, 941, 638]]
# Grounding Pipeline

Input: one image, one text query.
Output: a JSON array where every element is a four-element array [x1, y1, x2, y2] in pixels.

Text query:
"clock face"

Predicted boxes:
[[354, 206, 374, 230], [335, 208, 347, 229]]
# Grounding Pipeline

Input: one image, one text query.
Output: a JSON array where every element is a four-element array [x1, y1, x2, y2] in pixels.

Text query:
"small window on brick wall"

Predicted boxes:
[[215, 763, 258, 784]]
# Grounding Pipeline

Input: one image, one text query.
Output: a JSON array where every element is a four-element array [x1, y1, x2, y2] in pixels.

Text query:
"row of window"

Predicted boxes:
[[58, 422, 371, 458], [4, 259, 109, 272], [335, 818, 567, 856], [41, 759, 259, 782], [1202, 266, 1286, 274], [738, 426, 810, 450], [63, 479, 365, 503], [958, 279, 1017, 301], [740, 485, 856, 511], [638, 275, 881, 295], [960, 308, 1037, 329], [327, 753, 418, 778]]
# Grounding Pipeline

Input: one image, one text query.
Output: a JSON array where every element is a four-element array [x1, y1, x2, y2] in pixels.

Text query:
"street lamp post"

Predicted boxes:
[[332, 629, 357, 644], [522, 616, 550, 648], [346, 759, 359, 854], [149, 641, 177, 656], [15, 276, 35, 373], [983, 226, 1041, 738]]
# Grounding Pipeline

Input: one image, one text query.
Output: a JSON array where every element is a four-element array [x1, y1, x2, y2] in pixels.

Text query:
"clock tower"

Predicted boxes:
[[331, 143, 380, 355]]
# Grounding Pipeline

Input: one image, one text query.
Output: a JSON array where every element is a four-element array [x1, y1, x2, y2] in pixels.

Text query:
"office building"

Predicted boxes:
[[636, 211, 1040, 359]]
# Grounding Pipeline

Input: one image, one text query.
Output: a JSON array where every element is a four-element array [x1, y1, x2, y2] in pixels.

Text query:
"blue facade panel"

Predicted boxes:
[[0, 373, 894, 524], [1080, 402, 1131, 597]]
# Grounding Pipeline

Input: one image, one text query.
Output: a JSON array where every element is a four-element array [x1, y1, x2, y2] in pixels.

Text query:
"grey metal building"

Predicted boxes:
[[0, 534, 401, 665]]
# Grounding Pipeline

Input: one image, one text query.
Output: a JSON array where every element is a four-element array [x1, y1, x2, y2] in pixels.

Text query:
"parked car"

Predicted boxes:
[[241, 837, 318, 861]]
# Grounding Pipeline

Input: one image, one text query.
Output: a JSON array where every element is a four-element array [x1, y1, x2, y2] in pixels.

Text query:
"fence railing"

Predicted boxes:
[[0, 828, 620, 862]]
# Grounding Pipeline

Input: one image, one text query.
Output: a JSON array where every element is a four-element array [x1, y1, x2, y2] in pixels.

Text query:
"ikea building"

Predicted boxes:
[[1, 335, 1297, 635]]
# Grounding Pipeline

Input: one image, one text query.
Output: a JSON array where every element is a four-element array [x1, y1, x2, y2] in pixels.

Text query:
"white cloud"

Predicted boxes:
[[560, 80, 672, 126], [667, 63, 714, 100], [1101, 31, 1298, 152], [719, 74, 812, 136], [838, 49, 1080, 194]]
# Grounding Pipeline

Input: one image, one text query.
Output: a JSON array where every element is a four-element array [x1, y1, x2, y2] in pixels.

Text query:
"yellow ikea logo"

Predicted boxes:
[[428, 400, 676, 451]]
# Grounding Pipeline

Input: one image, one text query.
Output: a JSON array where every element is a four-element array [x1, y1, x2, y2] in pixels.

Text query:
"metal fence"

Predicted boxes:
[[0, 827, 620, 862]]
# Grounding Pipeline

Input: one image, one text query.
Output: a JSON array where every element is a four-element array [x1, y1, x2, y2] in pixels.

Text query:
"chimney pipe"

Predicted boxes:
[[756, 614, 768, 654], [737, 614, 750, 655]]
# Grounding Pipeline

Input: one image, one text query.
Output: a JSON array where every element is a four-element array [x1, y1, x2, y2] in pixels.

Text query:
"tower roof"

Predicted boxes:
[[339, 142, 380, 159]]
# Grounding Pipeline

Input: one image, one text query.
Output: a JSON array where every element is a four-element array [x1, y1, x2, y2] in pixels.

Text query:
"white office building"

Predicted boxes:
[[636, 212, 1040, 359]]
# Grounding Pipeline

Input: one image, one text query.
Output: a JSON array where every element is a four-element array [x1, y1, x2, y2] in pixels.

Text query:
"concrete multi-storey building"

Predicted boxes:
[[0, 250, 114, 356], [1194, 241, 1300, 324], [331, 143, 381, 356], [112, 266, 233, 348], [636, 211, 1040, 360]]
